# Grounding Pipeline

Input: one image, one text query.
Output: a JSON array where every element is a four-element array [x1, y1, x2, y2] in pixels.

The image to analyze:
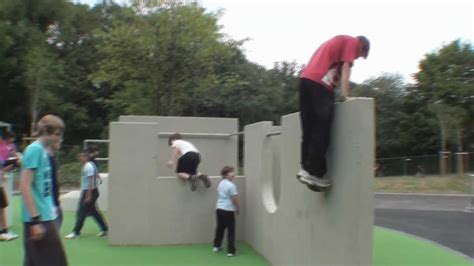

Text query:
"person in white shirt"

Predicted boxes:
[[65, 150, 108, 239], [167, 133, 211, 191], [212, 166, 240, 257]]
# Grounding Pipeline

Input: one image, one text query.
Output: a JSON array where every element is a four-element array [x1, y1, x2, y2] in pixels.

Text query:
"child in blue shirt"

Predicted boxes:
[[213, 166, 240, 257]]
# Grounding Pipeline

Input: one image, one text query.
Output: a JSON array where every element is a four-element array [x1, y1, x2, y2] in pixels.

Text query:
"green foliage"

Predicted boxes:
[[415, 40, 474, 150], [0, 1, 471, 161]]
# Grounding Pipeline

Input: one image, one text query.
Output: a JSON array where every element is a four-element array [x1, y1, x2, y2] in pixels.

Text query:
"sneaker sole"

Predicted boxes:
[[299, 177, 331, 188], [307, 184, 325, 192]]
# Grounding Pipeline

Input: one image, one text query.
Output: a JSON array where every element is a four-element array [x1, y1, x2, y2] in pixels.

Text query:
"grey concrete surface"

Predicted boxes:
[[108, 119, 243, 246], [119, 116, 238, 177], [375, 209, 474, 258], [375, 193, 472, 212], [244, 98, 374, 266]]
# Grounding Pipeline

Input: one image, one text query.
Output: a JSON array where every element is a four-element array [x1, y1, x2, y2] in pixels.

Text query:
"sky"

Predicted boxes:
[[77, 0, 473, 84]]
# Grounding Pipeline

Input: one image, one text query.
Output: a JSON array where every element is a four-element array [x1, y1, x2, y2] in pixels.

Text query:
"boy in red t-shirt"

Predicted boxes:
[[297, 35, 370, 191]]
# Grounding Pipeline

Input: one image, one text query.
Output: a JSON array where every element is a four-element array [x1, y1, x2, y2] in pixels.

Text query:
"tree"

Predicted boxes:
[[23, 44, 65, 135], [415, 40, 474, 152]]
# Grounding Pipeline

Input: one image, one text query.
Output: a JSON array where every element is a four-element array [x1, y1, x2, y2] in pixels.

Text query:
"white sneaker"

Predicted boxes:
[[212, 247, 220, 252], [65, 233, 79, 239], [227, 253, 236, 257], [297, 169, 311, 180], [97, 231, 108, 237], [0, 232, 18, 241]]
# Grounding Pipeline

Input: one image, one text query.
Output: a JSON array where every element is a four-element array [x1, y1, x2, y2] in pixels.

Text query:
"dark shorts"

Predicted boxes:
[[176, 152, 201, 175], [23, 221, 68, 266], [0, 187, 8, 208]]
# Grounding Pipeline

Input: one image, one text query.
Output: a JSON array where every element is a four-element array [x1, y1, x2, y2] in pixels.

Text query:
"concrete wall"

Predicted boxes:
[[118, 116, 238, 177], [244, 98, 374, 265], [108, 99, 374, 266], [108, 120, 244, 246]]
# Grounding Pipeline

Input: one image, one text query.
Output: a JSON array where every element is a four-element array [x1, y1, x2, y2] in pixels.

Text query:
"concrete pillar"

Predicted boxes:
[[244, 98, 374, 265]]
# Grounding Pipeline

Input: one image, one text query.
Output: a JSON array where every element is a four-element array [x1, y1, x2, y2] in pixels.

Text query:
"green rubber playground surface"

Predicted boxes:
[[1, 197, 471, 266]]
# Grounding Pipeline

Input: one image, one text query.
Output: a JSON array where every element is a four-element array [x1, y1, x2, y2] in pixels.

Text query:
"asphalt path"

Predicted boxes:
[[375, 193, 474, 258]]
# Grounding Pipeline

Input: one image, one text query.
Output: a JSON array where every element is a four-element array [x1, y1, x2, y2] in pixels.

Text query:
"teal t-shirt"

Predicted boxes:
[[21, 140, 56, 222]]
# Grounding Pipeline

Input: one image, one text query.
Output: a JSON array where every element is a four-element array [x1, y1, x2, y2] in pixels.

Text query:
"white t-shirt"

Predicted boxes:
[[81, 162, 97, 190], [216, 179, 238, 211], [172, 140, 199, 157]]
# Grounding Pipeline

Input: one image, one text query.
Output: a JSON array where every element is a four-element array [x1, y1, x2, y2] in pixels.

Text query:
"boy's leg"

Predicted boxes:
[[0, 187, 8, 231], [89, 190, 108, 232], [299, 79, 314, 174], [0, 188, 17, 240], [72, 191, 87, 235], [0, 208, 6, 233], [213, 209, 225, 248], [226, 211, 236, 254], [177, 173, 191, 180], [308, 83, 335, 179], [177, 153, 200, 191], [196, 154, 211, 188], [23, 222, 35, 266], [24, 221, 68, 266], [176, 154, 192, 180]]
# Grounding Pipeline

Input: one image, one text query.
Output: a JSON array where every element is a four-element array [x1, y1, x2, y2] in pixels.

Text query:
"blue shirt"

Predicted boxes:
[[21, 140, 56, 222], [81, 162, 98, 190], [216, 179, 238, 211]]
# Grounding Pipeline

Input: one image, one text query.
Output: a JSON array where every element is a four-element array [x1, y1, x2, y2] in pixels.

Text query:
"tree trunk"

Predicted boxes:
[[30, 76, 41, 137]]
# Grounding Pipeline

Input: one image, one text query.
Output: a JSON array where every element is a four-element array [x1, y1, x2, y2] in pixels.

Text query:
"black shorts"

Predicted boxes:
[[0, 187, 8, 208], [176, 152, 201, 175]]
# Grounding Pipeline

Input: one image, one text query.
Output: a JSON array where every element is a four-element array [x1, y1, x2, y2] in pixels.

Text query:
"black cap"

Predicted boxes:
[[357, 36, 370, 59]]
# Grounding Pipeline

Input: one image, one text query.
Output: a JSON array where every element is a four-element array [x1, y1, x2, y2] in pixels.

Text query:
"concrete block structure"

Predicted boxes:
[[244, 98, 374, 265], [107, 98, 375, 265], [118, 116, 239, 177], [108, 118, 242, 245]]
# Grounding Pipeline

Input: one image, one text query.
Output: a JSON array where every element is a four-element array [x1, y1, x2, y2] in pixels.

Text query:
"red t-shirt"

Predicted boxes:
[[300, 35, 360, 91]]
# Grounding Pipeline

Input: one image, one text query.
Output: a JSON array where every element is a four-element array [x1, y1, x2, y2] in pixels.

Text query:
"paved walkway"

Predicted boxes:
[[375, 193, 474, 258]]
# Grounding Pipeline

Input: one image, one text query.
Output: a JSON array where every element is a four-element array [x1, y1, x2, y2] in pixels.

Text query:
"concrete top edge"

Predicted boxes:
[[156, 176, 246, 179], [110, 122, 159, 125], [119, 115, 239, 121]]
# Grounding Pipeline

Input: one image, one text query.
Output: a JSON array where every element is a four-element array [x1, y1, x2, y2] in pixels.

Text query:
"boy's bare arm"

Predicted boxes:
[[231, 195, 240, 215], [20, 169, 39, 217], [167, 148, 180, 167], [85, 175, 93, 202]]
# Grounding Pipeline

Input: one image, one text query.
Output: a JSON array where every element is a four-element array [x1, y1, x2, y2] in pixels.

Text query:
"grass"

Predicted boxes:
[[375, 175, 472, 194], [374, 227, 472, 266], [1, 197, 472, 266]]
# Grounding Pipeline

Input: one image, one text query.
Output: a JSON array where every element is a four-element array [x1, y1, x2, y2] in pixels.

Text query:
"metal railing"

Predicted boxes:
[[83, 139, 110, 161], [266, 131, 282, 137], [157, 132, 244, 138]]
